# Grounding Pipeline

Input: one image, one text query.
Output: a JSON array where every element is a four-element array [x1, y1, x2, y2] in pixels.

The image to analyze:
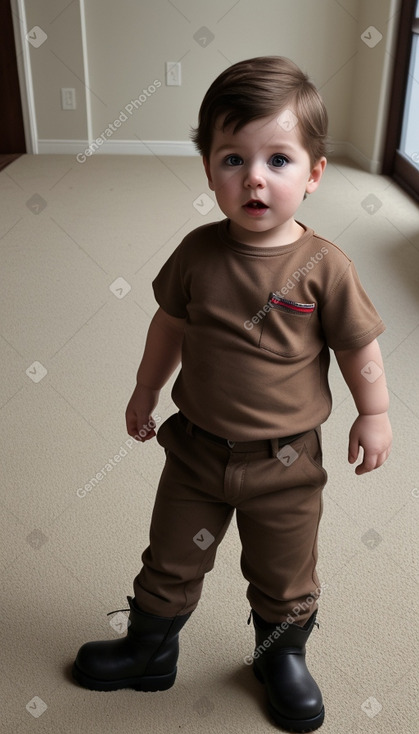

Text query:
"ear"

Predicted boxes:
[[306, 157, 327, 194], [203, 156, 215, 191]]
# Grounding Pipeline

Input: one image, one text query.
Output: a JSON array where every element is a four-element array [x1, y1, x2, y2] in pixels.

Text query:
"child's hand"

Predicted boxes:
[[348, 413, 392, 475], [125, 383, 160, 442]]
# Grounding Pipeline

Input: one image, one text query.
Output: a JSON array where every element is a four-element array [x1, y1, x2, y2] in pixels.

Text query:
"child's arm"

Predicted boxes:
[[126, 307, 186, 441], [334, 339, 392, 475]]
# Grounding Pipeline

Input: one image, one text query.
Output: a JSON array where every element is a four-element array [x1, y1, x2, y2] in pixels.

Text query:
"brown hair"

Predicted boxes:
[[191, 56, 329, 166]]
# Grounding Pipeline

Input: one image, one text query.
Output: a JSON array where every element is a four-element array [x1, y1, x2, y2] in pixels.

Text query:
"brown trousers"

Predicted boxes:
[[133, 412, 327, 625]]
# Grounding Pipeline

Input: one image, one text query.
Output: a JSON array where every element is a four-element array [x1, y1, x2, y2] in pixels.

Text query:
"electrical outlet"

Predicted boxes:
[[61, 88, 76, 110], [166, 62, 181, 86]]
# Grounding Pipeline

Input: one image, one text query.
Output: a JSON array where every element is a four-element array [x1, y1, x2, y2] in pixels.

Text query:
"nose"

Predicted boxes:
[[243, 161, 266, 189]]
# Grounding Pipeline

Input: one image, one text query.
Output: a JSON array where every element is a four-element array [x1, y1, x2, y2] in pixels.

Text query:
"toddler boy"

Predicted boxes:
[[73, 57, 392, 732]]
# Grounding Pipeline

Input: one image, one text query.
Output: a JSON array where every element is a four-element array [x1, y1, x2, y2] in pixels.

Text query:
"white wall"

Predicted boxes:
[[14, 0, 402, 172], [348, 0, 402, 170]]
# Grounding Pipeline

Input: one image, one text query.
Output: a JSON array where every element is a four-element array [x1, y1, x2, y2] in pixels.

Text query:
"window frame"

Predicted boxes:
[[382, 0, 419, 201]]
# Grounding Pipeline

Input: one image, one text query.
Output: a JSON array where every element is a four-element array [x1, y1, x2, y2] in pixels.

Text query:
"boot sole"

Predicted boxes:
[[71, 662, 177, 692], [253, 664, 325, 732]]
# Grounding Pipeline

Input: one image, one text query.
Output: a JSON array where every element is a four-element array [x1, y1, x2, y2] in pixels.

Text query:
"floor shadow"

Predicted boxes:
[[0, 154, 23, 172]]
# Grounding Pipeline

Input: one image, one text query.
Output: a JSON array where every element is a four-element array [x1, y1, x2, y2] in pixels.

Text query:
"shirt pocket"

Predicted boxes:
[[258, 294, 316, 357]]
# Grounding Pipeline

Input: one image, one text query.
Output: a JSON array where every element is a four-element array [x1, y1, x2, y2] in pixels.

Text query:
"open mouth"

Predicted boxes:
[[243, 199, 269, 216]]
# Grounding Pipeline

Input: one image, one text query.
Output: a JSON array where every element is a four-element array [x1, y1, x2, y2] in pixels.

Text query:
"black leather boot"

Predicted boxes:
[[72, 596, 192, 692], [251, 609, 324, 732]]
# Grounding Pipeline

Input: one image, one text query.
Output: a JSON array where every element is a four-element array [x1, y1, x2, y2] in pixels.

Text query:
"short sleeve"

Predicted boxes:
[[152, 242, 189, 318], [321, 262, 385, 350]]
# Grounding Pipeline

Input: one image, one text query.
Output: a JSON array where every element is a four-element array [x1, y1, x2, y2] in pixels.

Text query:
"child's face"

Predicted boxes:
[[203, 111, 326, 247]]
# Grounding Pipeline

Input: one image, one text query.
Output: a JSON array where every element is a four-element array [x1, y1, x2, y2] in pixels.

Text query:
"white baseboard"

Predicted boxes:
[[36, 138, 382, 173], [37, 139, 199, 157], [328, 141, 382, 175]]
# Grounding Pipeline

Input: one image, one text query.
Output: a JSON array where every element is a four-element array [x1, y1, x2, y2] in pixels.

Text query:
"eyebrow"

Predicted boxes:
[[212, 141, 298, 155]]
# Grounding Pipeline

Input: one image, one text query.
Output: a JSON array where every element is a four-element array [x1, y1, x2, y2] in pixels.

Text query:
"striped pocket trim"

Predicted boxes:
[[269, 293, 315, 314]]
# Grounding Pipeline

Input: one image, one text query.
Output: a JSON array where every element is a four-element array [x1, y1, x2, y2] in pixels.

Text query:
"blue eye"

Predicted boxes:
[[270, 154, 289, 168], [225, 155, 243, 166]]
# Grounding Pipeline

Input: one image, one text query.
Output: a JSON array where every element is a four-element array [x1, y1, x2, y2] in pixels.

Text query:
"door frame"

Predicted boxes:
[[10, 0, 38, 154]]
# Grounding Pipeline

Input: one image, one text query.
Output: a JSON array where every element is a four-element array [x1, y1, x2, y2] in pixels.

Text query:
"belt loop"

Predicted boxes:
[[270, 437, 280, 458], [314, 425, 322, 447], [314, 425, 322, 454], [179, 411, 195, 437]]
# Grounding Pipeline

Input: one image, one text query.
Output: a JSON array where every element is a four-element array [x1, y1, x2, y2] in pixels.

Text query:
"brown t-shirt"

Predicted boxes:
[[152, 219, 385, 440]]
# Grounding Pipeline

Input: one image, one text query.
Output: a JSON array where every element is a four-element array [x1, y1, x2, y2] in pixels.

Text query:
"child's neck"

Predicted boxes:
[[228, 219, 305, 248]]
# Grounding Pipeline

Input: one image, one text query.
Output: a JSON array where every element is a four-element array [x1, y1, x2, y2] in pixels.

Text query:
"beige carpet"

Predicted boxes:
[[1, 153, 418, 733]]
